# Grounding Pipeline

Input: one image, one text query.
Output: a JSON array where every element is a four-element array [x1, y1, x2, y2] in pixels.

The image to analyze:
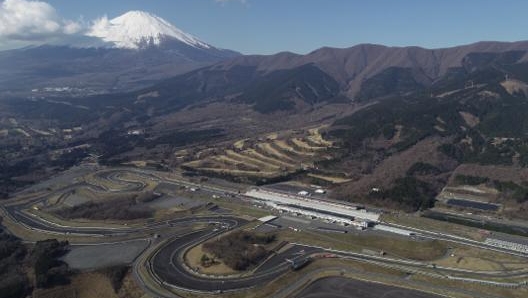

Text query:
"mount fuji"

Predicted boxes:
[[86, 11, 213, 50], [0, 11, 239, 94]]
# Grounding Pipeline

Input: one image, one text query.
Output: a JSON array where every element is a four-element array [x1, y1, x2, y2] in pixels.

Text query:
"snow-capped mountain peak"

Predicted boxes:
[[87, 10, 211, 49]]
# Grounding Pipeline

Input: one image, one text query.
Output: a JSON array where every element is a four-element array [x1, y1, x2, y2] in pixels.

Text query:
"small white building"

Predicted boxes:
[[127, 129, 143, 135], [373, 224, 415, 236], [258, 215, 278, 223]]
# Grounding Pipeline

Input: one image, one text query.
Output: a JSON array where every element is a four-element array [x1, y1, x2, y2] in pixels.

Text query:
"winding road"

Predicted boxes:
[[2, 167, 528, 298]]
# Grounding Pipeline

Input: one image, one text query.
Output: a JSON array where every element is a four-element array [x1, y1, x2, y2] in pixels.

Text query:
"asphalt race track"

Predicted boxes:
[[295, 277, 442, 298], [5, 168, 528, 297], [152, 229, 322, 292]]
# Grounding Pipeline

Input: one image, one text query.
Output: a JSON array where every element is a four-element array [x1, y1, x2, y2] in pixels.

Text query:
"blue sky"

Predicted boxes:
[[2, 0, 528, 54]]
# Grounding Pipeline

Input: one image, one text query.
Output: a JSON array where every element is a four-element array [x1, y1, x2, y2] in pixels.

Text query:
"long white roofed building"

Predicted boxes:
[[245, 189, 380, 224]]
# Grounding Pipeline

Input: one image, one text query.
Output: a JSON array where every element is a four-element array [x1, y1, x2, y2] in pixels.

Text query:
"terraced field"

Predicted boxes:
[[182, 127, 335, 181]]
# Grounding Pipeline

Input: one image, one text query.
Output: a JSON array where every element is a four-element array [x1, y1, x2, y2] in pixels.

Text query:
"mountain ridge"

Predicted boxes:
[[3, 39, 528, 214], [212, 40, 528, 97], [114, 39, 528, 118]]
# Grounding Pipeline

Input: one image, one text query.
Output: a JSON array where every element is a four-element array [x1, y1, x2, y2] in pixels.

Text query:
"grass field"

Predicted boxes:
[[33, 270, 144, 298], [234, 138, 248, 149], [225, 150, 281, 170], [194, 167, 279, 177], [308, 126, 333, 147], [274, 140, 314, 157], [382, 213, 488, 241], [185, 243, 238, 275], [435, 246, 528, 271], [411, 273, 528, 298], [206, 196, 271, 218], [307, 173, 352, 184], [277, 229, 447, 261], [291, 138, 326, 151], [212, 155, 263, 171], [257, 143, 296, 162], [244, 148, 295, 169]]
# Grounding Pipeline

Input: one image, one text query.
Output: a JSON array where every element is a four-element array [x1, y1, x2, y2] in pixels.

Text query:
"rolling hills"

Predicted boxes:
[[3, 40, 528, 214]]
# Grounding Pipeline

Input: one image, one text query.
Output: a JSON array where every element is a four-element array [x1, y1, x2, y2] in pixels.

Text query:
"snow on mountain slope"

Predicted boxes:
[[87, 10, 211, 49]]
